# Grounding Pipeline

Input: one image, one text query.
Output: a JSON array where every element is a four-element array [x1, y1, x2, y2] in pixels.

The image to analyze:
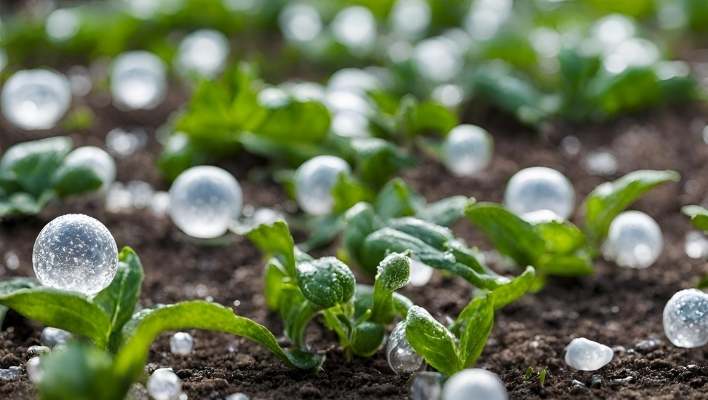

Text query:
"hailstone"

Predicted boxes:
[[176, 29, 230, 79], [442, 369, 508, 400], [111, 51, 167, 110], [170, 332, 194, 355], [442, 124, 493, 177], [503, 167, 575, 220], [294, 156, 350, 216], [386, 321, 423, 374], [602, 211, 663, 269], [663, 289, 708, 348], [408, 260, 434, 287], [63, 146, 117, 190], [168, 166, 243, 239], [147, 368, 182, 400], [33, 214, 118, 296], [564, 337, 614, 371], [1, 69, 71, 130]]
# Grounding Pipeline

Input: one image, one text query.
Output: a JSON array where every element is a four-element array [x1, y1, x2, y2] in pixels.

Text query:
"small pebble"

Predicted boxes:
[[27, 345, 51, 356], [26, 357, 42, 383], [40, 327, 72, 348], [0, 366, 22, 381], [442, 368, 508, 400], [663, 289, 708, 348], [564, 338, 614, 371], [590, 374, 603, 388], [410, 371, 442, 400], [147, 368, 182, 400], [170, 332, 194, 355]]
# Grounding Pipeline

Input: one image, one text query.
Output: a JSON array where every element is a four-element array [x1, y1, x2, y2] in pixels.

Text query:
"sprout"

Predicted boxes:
[[386, 321, 423, 374], [602, 211, 663, 269], [168, 166, 243, 239], [663, 289, 708, 348], [1, 69, 71, 130], [110, 51, 167, 110], [63, 146, 117, 190], [33, 214, 118, 296], [294, 156, 350, 216], [564, 338, 614, 371], [442, 124, 493, 177], [503, 167, 575, 221], [170, 332, 194, 355], [147, 368, 182, 400], [279, 3, 322, 44], [296, 257, 356, 308], [176, 30, 230, 79], [442, 369, 508, 400]]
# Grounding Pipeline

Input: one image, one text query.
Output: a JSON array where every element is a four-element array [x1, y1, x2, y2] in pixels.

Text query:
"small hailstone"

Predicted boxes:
[[45, 8, 80, 42], [331, 111, 370, 138], [127, 180, 155, 209], [413, 37, 463, 83], [4, 251, 20, 270], [603, 38, 659, 74], [26, 356, 42, 383], [504, 167, 575, 220], [410, 371, 442, 400], [279, 3, 322, 44], [111, 51, 167, 110], [662, 289, 708, 348], [442, 124, 493, 177], [68, 66, 92, 97], [106, 183, 133, 213], [294, 156, 350, 216], [225, 394, 250, 400], [602, 211, 663, 269], [0, 366, 22, 382], [328, 68, 380, 94], [560, 135, 581, 157], [386, 321, 423, 374], [464, 0, 512, 40], [170, 332, 194, 355], [33, 214, 118, 295], [564, 338, 614, 371], [1, 69, 71, 130], [41, 327, 73, 348], [176, 30, 230, 79], [106, 127, 148, 157], [63, 146, 117, 190], [431, 84, 464, 108], [441, 369, 508, 400], [147, 368, 182, 400], [150, 191, 171, 218], [684, 231, 708, 259], [27, 345, 51, 356], [583, 150, 618, 176], [331, 6, 377, 53], [521, 209, 562, 224], [408, 260, 434, 287], [168, 166, 243, 239], [390, 0, 431, 39]]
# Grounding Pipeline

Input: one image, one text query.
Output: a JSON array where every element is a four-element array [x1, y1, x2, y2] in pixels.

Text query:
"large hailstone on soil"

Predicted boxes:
[[32, 214, 118, 295], [503, 166, 575, 221], [564, 337, 614, 371], [442, 369, 508, 400], [663, 289, 708, 348], [1, 69, 71, 130], [294, 155, 350, 216], [168, 166, 243, 239], [602, 210, 663, 269]]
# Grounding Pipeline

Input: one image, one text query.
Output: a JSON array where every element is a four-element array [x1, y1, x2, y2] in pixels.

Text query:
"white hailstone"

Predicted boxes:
[[386, 321, 423, 374], [106, 127, 148, 157], [685, 231, 708, 259], [464, 0, 513, 41], [413, 37, 463, 83], [603, 38, 659, 74], [564, 338, 614, 371], [4, 251, 20, 270], [442, 124, 493, 177], [284, 81, 325, 102], [503, 167, 575, 220], [390, 0, 431, 38], [328, 68, 380, 94], [168, 166, 242, 239], [521, 209, 563, 225], [63, 146, 117, 190], [0, 366, 22, 382], [225, 394, 249, 400], [331, 6, 377, 53], [408, 260, 434, 287], [331, 111, 370, 138], [26, 357, 42, 383], [170, 332, 194, 355], [591, 14, 636, 49], [27, 345, 51, 357], [68, 66, 93, 97], [442, 369, 508, 400], [176, 30, 230, 79], [147, 368, 182, 400], [583, 150, 618, 176], [602, 211, 663, 269], [410, 371, 442, 400], [431, 84, 464, 108], [41, 327, 73, 348], [33, 214, 118, 296], [46, 8, 80, 42], [294, 156, 350, 216], [111, 51, 167, 110], [279, 3, 322, 43], [1, 69, 71, 130], [325, 90, 372, 115], [663, 289, 708, 348], [560, 135, 581, 157]]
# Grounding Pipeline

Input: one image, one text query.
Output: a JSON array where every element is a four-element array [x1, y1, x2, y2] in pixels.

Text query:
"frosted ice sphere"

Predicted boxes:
[[386, 321, 423, 374], [413, 37, 463, 83], [63, 146, 117, 190], [442, 369, 508, 400], [225, 394, 249, 400], [442, 124, 493, 176], [33, 214, 118, 296], [147, 368, 181, 400], [504, 167, 575, 220], [411, 371, 442, 400], [176, 30, 230, 79], [685, 231, 708, 259], [106, 127, 148, 157], [279, 3, 322, 43], [170, 332, 194, 355], [1, 69, 71, 130], [26, 357, 42, 383], [328, 68, 380, 94], [602, 211, 663, 269], [464, 0, 513, 41], [390, 0, 431, 38], [41, 327, 72, 348], [409, 260, 433, 287], [331, 111, 370, 138], [294, 156, 350, 216], [325, 90, 372, 115], [663, 289, 708, 348], [111, 51, 167, 110], [168, 166, 242, 239], [331, 6, 376, 53], [431, 84, 464, 108], [46, 9, 80, 42], [564, 338, 614, 371], [583, 150, 618, 176]]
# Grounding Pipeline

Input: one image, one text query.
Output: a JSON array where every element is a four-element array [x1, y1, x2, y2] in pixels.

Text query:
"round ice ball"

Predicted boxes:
[[1, 69, 71, 130], [294, 156, 350, 216], [564, 337, 614, 371], [442, 369, 508, 400], [602, 211, 663, 269], [110, 51, 167, 110], [386, 321, 423, 374], [63, 146, 116, 190], [32, 214, 118, 296], [176, 29, 230, 79], [663, 289, 708, 348], [503, 167, 575, 220], [442, 124, 493, 177], [168, 166, 243, 239], [147, 368, 181, 400]]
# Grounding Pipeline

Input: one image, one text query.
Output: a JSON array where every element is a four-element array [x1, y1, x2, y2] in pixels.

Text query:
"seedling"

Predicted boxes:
[[682, 205, 708, 288], [0, 137, 106, 217]]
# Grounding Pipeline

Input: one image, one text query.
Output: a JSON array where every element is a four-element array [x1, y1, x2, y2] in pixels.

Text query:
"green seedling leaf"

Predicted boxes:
[[417, 196, 469, 226], [683, 205, 708, 232], [388, 217, 455, 250], [537, 251, 594, 277], [348, 138, 415, 189], [296, 257, 356, 309], [0, 136, 72, 196], [458, 295, 494, 368], [52, 164, 103, 198], [582, 170, 679, 244], [246, 220, 296, 277], [371, 252, 411, 324], [351, 321, 385, 357], [264, 260, 289, 310], [343, 203, 383, 267], [536, 220, 586, 254], [332, 173, 374, 214], [405, 306, 461, 376], [158, 133, 209, 181], [374, 178, 421, 220]]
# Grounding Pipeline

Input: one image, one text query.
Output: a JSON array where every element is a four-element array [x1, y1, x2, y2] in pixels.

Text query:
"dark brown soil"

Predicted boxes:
[[1, 88, 707, 400]]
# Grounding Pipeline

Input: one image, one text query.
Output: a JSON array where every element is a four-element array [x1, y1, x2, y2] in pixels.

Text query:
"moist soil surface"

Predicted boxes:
[[0, 92, 707, 400]]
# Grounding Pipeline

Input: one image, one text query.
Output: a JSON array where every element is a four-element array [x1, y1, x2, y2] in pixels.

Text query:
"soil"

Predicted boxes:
[[0, 87, 708, 399]]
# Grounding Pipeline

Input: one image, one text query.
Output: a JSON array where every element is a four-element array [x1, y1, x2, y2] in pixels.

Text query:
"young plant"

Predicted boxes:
[[682, 205, 708, 289], [0, 248, 320, 400], [0, 137, 104, 217]]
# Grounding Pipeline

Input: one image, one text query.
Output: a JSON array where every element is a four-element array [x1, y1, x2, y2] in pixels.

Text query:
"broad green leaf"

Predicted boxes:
[[589, 67, 662, 118], [537, 252, 594, 277], [465, 202, 544, 267], [0, 136, 72, 196], [332, 173, 374, 214], [536, 220, 585, 254], [487, 266, 536, 309], [683, 205, 708, 232], [417, 196, 469, 226], [52, 164, 103, 198], [388, 217, 454, 250], [374, 178, 421, 220], [351, 321, 385, 357], [0, 191, 53, 217], [371, 253, 410, 324], [458, 295, 494, 368], [264, 260, 289, 310], [301, 214, 345, 251], [296, 257, 356, 308], [246, 220, 296, 277], [403, 100, 459, 136], [343, 203, 382, 267], [582, 170, 679, 244], [405, 306, 461, 376], [255, 97, 330, 144], [349, 138, 415, 188]]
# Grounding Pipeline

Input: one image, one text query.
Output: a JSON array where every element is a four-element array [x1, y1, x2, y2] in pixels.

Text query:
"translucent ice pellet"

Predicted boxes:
[[413, 37, 463, 83], [386, 321, 423, 374], [41, 327, 72, 348], [390, 0, 431, 39], [26, 357, 42, 383], [225, 394, 250, 400], [663, 289, 708, 348], [442, 369, 508, 400], [503, 167, 575, 220], [602, 211, 663, 269], [279, 3, 322, 44], [1, 69, 71, 130], [442, 124, 493, 177], [45, 8, 80, 42], [564, 338, 614, 371], [331, 6, 376, 53], [176, 30, 230, 79], [170, 332, 194, 355], [111, 51, 167, 110], [408, 260, 434, 287], [147, 368, 182, 400], [294, 156, 350, 216], [410, 371, 442, 400], [63, 146, 117, 190]]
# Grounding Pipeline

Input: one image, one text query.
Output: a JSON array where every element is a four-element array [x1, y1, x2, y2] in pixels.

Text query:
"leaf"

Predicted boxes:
[[157, 133, 209, 181], [296, 257, 356, 308], [582, 170, 679, 244], [51, 164, 103, 198], [458, 295, 494, 367], [388, 217, 454, 250], [351, 321, 385, 357], [405, 306, 460, 376], [374, 178, 421, 220], [371, 253, 410, 324], [417, 196, 469, 226], [246, 220, 296, 278], [301, 214, 345, 251], [465, 202, 545, 267], [348, 138, 415, 188], [94, 247, 144, 351], [487, 266, 536, 309], [683, 205, 708, 232], [403, 100, 459, 135], [332, 173, 374, 214], [535, 220, 585, 254], [343, 203, 382, 267], [537, 252, 594, 277], [255, 96, 330, 145], [0, 136, 72, 196], [264, 260, 289, 310], [113, 301, 322, 385]]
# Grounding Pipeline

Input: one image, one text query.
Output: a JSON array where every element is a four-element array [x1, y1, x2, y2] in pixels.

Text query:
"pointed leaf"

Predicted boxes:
[[458, 295, 494, 367], [371, 253, 410, 324], [405, 306, 460, 376], [246, 220, 296, 277]]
